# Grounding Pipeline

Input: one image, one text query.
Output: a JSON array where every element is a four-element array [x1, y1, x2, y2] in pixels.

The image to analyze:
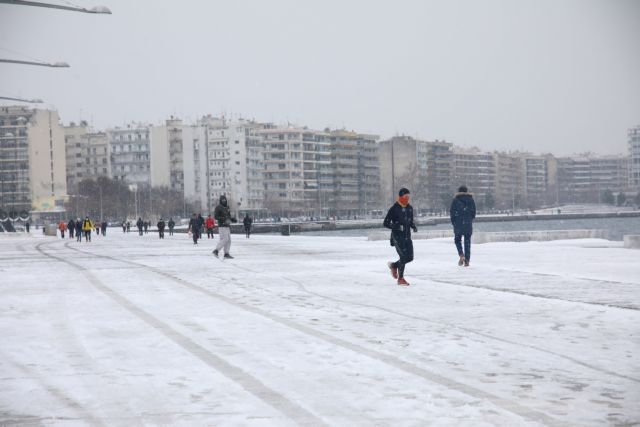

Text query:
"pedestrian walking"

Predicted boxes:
[[243, 214, 253, 238], [94, 221, 101, 236], [67, 219, 75, 239], [126, 221, 131, 233], [157, 218, 165, 239], [168, 218, 175, 236], [75, 218, 82, 242], [121, 221, 126, 233], [197, 214, 205, 237], [101, 221, 107, 236], [450, 185, 476, 267], [383, 188, 417, 286], [25, 221, 30, 233], [58, 220, 66, 239], [205, 214, 215, 239], [188, 213, 200, 244], [143, 221, 149, 234], [81, 216, 93, 242], [212, 195, 237, 258], [136, 217, 144, 236]]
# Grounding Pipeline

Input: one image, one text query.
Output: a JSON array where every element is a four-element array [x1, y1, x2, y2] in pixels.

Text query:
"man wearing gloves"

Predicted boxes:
[[383, 188, 417, 286], [212, 195, 237, 259]]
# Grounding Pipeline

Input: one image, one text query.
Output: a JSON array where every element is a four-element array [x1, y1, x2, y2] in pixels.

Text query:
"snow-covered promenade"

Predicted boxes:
[[1, 232, 639, 426]]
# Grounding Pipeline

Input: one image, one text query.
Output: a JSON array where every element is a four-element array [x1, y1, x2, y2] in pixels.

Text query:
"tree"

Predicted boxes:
[[602, 189, 615, 205], [617, 192, 627, 206], [484, 191, 495, 210]]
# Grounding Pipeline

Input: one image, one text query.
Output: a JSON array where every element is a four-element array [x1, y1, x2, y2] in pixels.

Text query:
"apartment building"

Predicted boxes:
[[451, 147, 495, 208], [493, 152, 523, 210], [630, 125, 640, 190], [327, 130, 380, 216], [64, 122, 110, 193], [0, 106, 66, 215], [557, 154, 628, 203], [257, 127, 330, 215], [108, 123, 152, 187]]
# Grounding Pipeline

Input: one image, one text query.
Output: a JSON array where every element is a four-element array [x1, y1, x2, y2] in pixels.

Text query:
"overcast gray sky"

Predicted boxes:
[[1, 0, 639, 155]]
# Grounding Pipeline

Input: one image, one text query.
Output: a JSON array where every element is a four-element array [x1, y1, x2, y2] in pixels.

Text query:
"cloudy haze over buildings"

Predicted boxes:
[[1, 0, 639, 156]]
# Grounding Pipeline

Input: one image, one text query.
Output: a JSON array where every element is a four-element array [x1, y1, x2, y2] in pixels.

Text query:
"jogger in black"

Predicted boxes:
[[383, 188, 417, 286]]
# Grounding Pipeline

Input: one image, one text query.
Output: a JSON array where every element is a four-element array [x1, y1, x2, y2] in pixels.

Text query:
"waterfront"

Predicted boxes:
[[301, 215, 640, 241]]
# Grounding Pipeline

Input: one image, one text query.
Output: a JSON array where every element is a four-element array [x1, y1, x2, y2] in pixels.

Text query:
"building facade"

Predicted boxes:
[[108, 123, 152, 187], [629, 125, 640, 190], [0, 106, 67, 216]]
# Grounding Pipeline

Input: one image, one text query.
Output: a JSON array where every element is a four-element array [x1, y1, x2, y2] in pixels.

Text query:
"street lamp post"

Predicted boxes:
[[0, 0, 111, 14], [0, 59, 69, 67]]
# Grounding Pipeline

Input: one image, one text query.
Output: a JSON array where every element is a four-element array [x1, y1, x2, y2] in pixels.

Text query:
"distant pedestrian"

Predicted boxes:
[[81, 216, 93, 242], [205, 214, 215, 239], [197, 214, 205, 237], [212, 195, 237, 259], [58, 220, 66, 239], [168, 218, 175, 236], [143, 221, 149, 234], [450, 185, 476, 267], [67, 219, 75, 239], [75, 219, 82, 242], [157, 218, 165, 239], [101, 221, 107, 236], [25, 221, 30, 233], [94, 221, 100, 236], [126, 221, 131, 233], [188, 213, 200, 244], [122, 221, 126, 233], [384, 188, 417, 286], [243, 214, 253, 238], [136, 218, 143, 236]]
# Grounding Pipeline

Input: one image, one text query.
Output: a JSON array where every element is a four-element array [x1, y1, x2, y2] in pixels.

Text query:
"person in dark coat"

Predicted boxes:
[[67, 219, 75, 239], [101, 220, 107, 236], [143, 221, 149, 234], [243, 214, 253, 238], [25, 221, 30, 233], [450, 185, 476, 267], [188, 213, 200, 244], [136, 217, 144, 236], [168, 218, 175, 236], [213, 195, 237, 258], [157, 218, 165, 239], [75, 218, 82, 242], [383, 188, 417, 286], [197, 214, 205, 237]]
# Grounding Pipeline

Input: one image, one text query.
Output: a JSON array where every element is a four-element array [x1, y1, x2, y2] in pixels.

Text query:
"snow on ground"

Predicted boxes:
[[1, 230, 638, 426]]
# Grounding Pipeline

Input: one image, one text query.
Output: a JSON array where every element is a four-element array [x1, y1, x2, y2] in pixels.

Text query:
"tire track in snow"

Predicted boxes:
[[35, 241, 327, 427], [60, 242, 567, 426]]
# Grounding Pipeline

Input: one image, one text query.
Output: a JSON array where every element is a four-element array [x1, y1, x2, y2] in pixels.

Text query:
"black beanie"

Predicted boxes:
[[398, 188, 410, 196], [458, 185, 468, 193]]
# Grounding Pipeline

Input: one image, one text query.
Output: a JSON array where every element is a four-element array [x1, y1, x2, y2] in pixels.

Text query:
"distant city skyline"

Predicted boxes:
[[1, 0, 639, 156]]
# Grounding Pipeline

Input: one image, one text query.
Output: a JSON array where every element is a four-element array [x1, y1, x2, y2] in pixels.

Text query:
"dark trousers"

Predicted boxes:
[[392, 236, 414, 279], [76, 230, 82, 242], [245, 227, 251, 238], [192, 231, 199, 244], [454, 233, 472, 261], [69, 229, 74, 238], [207, 228, 214, 238], [138, 227, 143, 236], [159, 230, 164, 239], [60, 230, 65, 238], [169, 228, 173, 236], [84, 230, 91, 242]]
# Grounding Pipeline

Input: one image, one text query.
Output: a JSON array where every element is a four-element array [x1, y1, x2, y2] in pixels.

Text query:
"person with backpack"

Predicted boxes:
[[81, 216, 93, 242], [157, 218, 166, 239], [383, 188, 417, 286], [450, 185, 476, 267], [58, 220, 66, 238], [212, 195, 237, 258], [188, 213, 200, 244], [205, 214, 216, 239], [243, 214, 253, 238]]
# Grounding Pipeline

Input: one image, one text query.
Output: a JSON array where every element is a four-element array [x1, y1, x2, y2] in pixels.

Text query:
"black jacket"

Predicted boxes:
[[214, 204, 233, 227], [383, 202, 416, 244], [157, 220, 165, 230], [168, 220, 175, 229], [450, 192, 476, 235], [243, 217, 252, 228]]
